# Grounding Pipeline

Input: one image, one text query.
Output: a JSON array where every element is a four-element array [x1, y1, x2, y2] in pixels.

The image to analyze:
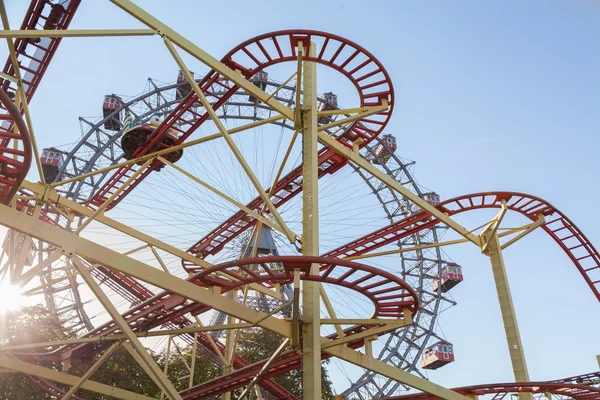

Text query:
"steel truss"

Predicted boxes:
[[0, 2, 597, 400], [26, 70, 452, 397]]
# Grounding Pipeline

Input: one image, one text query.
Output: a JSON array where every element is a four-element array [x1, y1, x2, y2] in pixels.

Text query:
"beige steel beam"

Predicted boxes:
[[294, 42, 303, 129], [320, 318, 410, 350], [72, 257, 183, 400], [482, 233, 532, 400], [317, 103, 388, 132], [0, 71, 17, 83], [188, 332, 198, 388], [19, 181, 279, 298], [111, 0, 295, 120], [192, 316, 227, 365], [301, 41, 321, 400], [501, 215, 545, 250], [0, 29, 156, 38], [264, 71, 297, 104], [160, 336, 172, 400], [75, 158, 153, 234], [122, 341, 174, 396], [316, 132, 480, 245], [480, 201, 508, 254], [324, 346, 470, 400], [0, 204, 291, 337], [317, 105, 388, 117], [222, 293, 236, 400], [345, 220, 543, 261], [17, 86, 45, 184], [21, 180, 215, 270], [164, 38, 296, 245], [150, 246, 169, 273], [320, 285, 345, 339], [158, 156, 292, 238], [0, 355, 155, 400], [50, 114, 285, 189], [60, 341, 122, 400], [0, 323, 253, 352], [345, 237, 471, 261], [238, 338, 290, 399]]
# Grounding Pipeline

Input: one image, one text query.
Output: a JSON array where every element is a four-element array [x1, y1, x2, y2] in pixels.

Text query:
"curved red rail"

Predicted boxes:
[[180, 191, 600, 398], [195, 256, 418, 319], [0, 0, 80, 205], [381, 374, 600, 400], [4, 15, 593, 398], [90, 29, 394, 211], [324, 192, 600, 302], [23, 190, 600, 399], [0, 89, 31, 205]]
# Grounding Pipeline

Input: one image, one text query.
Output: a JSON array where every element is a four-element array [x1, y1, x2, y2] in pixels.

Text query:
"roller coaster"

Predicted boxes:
[[0, 1, 597, 399]]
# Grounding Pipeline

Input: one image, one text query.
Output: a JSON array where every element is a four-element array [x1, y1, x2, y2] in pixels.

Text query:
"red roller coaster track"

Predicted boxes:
[[0, 0, 80, 205], [1, 4, 597, 399], [4, 24, 394, 399], [321, 192, 600, 302], [89, 30, 394, 211], [17, 191, 600, 399], [381, 372, 600, 400], [165, 191, 600, 398]]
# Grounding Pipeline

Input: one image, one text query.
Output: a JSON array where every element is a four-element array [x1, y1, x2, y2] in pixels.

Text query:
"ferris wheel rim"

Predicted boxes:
[[41, 74, 448, 397]]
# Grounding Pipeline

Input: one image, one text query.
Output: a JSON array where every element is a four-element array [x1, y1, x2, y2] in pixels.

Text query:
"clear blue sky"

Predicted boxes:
[[2, 0, 599, 395]]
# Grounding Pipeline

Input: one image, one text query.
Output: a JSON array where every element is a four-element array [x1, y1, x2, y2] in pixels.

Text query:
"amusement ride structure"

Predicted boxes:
[[0, 1, 598, 400]]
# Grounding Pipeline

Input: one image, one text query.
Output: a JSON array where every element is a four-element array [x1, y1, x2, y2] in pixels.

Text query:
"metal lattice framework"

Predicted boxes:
[[0, 2, 598, 400], [21, 69, 453, 396]]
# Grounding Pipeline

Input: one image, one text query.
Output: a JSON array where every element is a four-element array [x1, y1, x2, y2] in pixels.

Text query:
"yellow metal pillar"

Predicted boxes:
[[483, 233, 532, 400], [222, 290, 236, 400], [301, 41, 321, 400]]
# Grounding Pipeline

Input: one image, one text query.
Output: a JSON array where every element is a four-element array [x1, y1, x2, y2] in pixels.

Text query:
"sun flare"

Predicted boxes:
[[0, 282, 25, 314]]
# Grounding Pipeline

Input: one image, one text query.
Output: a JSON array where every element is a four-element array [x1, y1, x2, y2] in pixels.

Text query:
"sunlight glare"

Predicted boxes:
[[0, 281, 25, 314]]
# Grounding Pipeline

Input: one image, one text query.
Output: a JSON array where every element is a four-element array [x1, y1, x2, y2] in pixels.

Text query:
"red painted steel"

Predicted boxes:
[[0, 0, 81, 204], [380, 375, 600, 400], [195, 256, 419, 319], [175, 192, 600, 398], [24, 191, 600, 398], [0, 89, 31, 205], [323, 192, 600, 302], [3, 15, 594, 397]]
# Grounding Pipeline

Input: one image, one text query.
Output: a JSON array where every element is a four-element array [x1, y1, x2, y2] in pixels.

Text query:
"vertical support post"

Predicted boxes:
[[188, 332, 197, 389], [222, 290, 236, 400], [483, 233, 532, 400], [301, 41, 322, 400], [160, 335, 172, 400]]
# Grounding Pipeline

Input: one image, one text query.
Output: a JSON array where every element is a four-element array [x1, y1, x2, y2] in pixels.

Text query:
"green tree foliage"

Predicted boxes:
[[74, 347, 161, 399], [0, 308, 336, 399], [0, 305, 71, 400], [157, 341, 222, 391], [235, 328, 335, 399]]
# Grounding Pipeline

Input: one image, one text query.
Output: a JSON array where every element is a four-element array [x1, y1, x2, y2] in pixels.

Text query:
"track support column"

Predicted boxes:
[[483, 233, 532, 400], [301, 41, 322, 400]]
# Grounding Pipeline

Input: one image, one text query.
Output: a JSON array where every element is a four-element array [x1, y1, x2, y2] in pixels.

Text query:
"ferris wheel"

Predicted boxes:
[[0, 2, 598, 400], [32, 42, 458, 399]]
